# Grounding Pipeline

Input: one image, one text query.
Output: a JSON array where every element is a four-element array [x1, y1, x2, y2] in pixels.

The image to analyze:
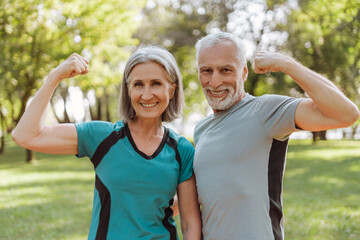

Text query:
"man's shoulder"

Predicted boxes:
[[257, 94, 302, 110], [194, 115, 213, 132]]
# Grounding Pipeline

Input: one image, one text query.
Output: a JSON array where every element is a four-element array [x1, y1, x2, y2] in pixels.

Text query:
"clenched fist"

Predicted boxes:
[[52, 53, 89, 81], [253, 51, 291, 74]]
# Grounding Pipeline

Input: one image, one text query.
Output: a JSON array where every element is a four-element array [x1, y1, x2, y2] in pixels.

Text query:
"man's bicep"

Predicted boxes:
[[295, 98, 340, 131]]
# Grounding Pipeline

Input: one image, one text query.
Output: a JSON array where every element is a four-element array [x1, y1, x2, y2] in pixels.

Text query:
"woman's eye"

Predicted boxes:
[[152, 81, 162, 86], [134, 82, 143, 87]]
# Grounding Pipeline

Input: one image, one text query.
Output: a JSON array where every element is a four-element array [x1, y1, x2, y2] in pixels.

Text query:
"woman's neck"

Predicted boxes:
[[127, 117, 163, 138]]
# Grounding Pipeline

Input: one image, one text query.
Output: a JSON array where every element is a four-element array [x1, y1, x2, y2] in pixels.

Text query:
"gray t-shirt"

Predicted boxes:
[[194, 94, 302, 240]]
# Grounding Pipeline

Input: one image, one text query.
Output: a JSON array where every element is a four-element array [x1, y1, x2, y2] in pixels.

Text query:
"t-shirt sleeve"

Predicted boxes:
[[177, 137, 195, 184], [75, 121, 115, 158], [257, 94, 303, 141]]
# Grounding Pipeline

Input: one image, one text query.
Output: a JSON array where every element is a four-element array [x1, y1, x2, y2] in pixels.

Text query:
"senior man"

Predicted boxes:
[[193, 32, 359, 240]]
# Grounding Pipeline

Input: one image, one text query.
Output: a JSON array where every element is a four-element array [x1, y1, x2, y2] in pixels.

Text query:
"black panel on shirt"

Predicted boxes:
[[268, 138, 289, 240], [91, 127, 126, 169], [166, 136, 182, 170], [95, 175, 111, 240], [162, 198, 178, 240]]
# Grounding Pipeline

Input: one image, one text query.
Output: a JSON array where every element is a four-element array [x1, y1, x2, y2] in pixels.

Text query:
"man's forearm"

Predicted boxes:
[[282, 58, 359, 124]]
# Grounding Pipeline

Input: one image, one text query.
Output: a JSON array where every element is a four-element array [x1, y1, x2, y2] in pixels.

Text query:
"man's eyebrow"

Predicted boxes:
[[199, 66, 211, 69], [220, 64, 235, 68]]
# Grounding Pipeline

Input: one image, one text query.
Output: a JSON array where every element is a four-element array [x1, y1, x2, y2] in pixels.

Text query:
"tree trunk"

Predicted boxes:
[[312, 130, 327, 142], [104, 90, 111, 122], [0, 134, 4, 154], [60, 87, 71, 123], [248, 74, 261, 96], [93, 97, 102, 120], [0, 105, 5, 154], [26, 149, 35, 163], [319, 130, 327, 140], [350, 124, 358, 139], [50, 98, 62, 123]]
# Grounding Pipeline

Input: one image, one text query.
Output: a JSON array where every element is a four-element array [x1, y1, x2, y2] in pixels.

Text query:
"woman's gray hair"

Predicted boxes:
[[119, 45, 184, 122], [195, 32, 247, 66]]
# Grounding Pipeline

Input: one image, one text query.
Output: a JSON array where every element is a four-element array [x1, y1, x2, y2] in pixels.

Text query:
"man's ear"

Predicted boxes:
[[242, 65, 248, 82], [169, 83, 176, 99]]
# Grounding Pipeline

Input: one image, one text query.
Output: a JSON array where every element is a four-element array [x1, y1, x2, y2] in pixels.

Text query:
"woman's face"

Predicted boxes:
[[128, 61, 176, 122]]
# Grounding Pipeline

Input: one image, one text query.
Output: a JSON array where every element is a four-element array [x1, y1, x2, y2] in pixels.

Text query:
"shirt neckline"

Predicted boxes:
[[124, 122, 169, 160], [213, 93, 251, 117]]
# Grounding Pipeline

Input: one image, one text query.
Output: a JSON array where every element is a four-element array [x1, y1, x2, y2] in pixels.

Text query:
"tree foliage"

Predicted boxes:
[[0, 0, 146, 158], [279, 0, 360, 137], [134, 0, 239, 118]]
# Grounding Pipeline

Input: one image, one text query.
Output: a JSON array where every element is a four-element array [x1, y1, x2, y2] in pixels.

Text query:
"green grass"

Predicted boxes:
[[0, 138, 359, 239], [284, 139, 360, 240]]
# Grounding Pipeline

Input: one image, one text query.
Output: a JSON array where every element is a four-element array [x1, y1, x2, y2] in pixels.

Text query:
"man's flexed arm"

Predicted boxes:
[[253, 51, 360, 131], [12, 53, 89, 154]]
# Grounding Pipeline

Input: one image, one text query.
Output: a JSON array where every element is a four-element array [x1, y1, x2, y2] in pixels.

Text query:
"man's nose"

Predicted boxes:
[[209, 71, 222, 89]]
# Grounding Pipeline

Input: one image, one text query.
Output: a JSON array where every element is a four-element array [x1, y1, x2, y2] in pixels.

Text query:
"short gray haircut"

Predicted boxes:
[[195, 32, 247, 66], [119, 45, 184, 122]]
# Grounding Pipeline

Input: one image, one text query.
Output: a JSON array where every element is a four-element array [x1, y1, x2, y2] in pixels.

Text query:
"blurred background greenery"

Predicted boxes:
[[1, 0, 360, 161]]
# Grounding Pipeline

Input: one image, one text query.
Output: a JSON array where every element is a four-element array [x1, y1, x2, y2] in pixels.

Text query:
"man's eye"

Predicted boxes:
[[223, 68, 232, 72], [202, 69, 211, 73]]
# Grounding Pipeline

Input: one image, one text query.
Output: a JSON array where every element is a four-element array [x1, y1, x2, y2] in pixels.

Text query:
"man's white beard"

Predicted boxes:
[[203, 86, 242, 111]]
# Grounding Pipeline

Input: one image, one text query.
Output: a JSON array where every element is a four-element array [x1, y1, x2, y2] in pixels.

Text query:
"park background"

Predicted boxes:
[[0, 0, 359, 239]]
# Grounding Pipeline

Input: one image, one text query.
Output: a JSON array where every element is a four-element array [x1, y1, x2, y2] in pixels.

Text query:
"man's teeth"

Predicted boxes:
[[211, 90, 226, 95], [141, 103, 157, 107]]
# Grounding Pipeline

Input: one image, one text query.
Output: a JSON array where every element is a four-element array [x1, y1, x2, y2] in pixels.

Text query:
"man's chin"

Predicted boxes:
[[207, 100, 232, 111], [206, 94, 241, 111]]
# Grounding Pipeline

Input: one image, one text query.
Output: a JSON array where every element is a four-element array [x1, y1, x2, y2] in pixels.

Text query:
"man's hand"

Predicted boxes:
[[52, 53, 89, 81], [253, 51, 291, 74]]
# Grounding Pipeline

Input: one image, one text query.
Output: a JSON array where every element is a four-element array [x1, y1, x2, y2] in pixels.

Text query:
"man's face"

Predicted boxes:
[[198, 40, 247, 113]]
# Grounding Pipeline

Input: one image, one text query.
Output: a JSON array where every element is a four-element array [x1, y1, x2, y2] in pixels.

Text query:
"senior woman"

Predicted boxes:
[[12, 46, 201, 239]]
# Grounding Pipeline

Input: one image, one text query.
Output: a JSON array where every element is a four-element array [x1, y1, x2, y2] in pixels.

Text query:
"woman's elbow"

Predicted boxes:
[[181, 219, 202, 239]]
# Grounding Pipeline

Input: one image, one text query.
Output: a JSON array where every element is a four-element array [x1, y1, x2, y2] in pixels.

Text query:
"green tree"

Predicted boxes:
[[0, 0, 146, 161], [279, 0, 360, 139], [134, 0, 239, 123]]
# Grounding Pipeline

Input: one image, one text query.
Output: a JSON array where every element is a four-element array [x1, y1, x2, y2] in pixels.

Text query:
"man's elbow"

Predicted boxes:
[[342, 106, 360, 127], [11, 129, 30, 149]]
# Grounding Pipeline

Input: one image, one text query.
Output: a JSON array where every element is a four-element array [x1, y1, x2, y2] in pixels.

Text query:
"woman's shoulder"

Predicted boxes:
[[167, 128, 194, 150], [76, 120, 125, 135]]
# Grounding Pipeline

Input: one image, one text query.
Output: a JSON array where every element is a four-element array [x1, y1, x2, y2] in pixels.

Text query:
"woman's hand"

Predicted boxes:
[[51, 53, 89, 81], [11, 53, 88, 154]]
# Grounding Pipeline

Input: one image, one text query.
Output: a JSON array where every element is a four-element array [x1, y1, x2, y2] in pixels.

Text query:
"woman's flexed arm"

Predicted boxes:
[[12, 53, 89, 154]]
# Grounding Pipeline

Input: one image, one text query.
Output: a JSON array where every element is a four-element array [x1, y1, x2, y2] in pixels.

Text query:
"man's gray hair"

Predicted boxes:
[[195, 32, 247, 66], [119, 45, 184, 122]]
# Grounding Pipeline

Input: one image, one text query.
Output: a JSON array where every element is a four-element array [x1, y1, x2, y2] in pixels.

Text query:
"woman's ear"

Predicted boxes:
[[169, 83, 176, 99]]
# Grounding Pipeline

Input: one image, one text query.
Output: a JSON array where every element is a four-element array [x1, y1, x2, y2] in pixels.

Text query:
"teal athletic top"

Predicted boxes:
[[75, 120, 194, 240]]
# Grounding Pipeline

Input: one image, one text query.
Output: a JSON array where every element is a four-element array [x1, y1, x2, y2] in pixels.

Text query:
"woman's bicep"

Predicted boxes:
[[26, 124, 78, 154]]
